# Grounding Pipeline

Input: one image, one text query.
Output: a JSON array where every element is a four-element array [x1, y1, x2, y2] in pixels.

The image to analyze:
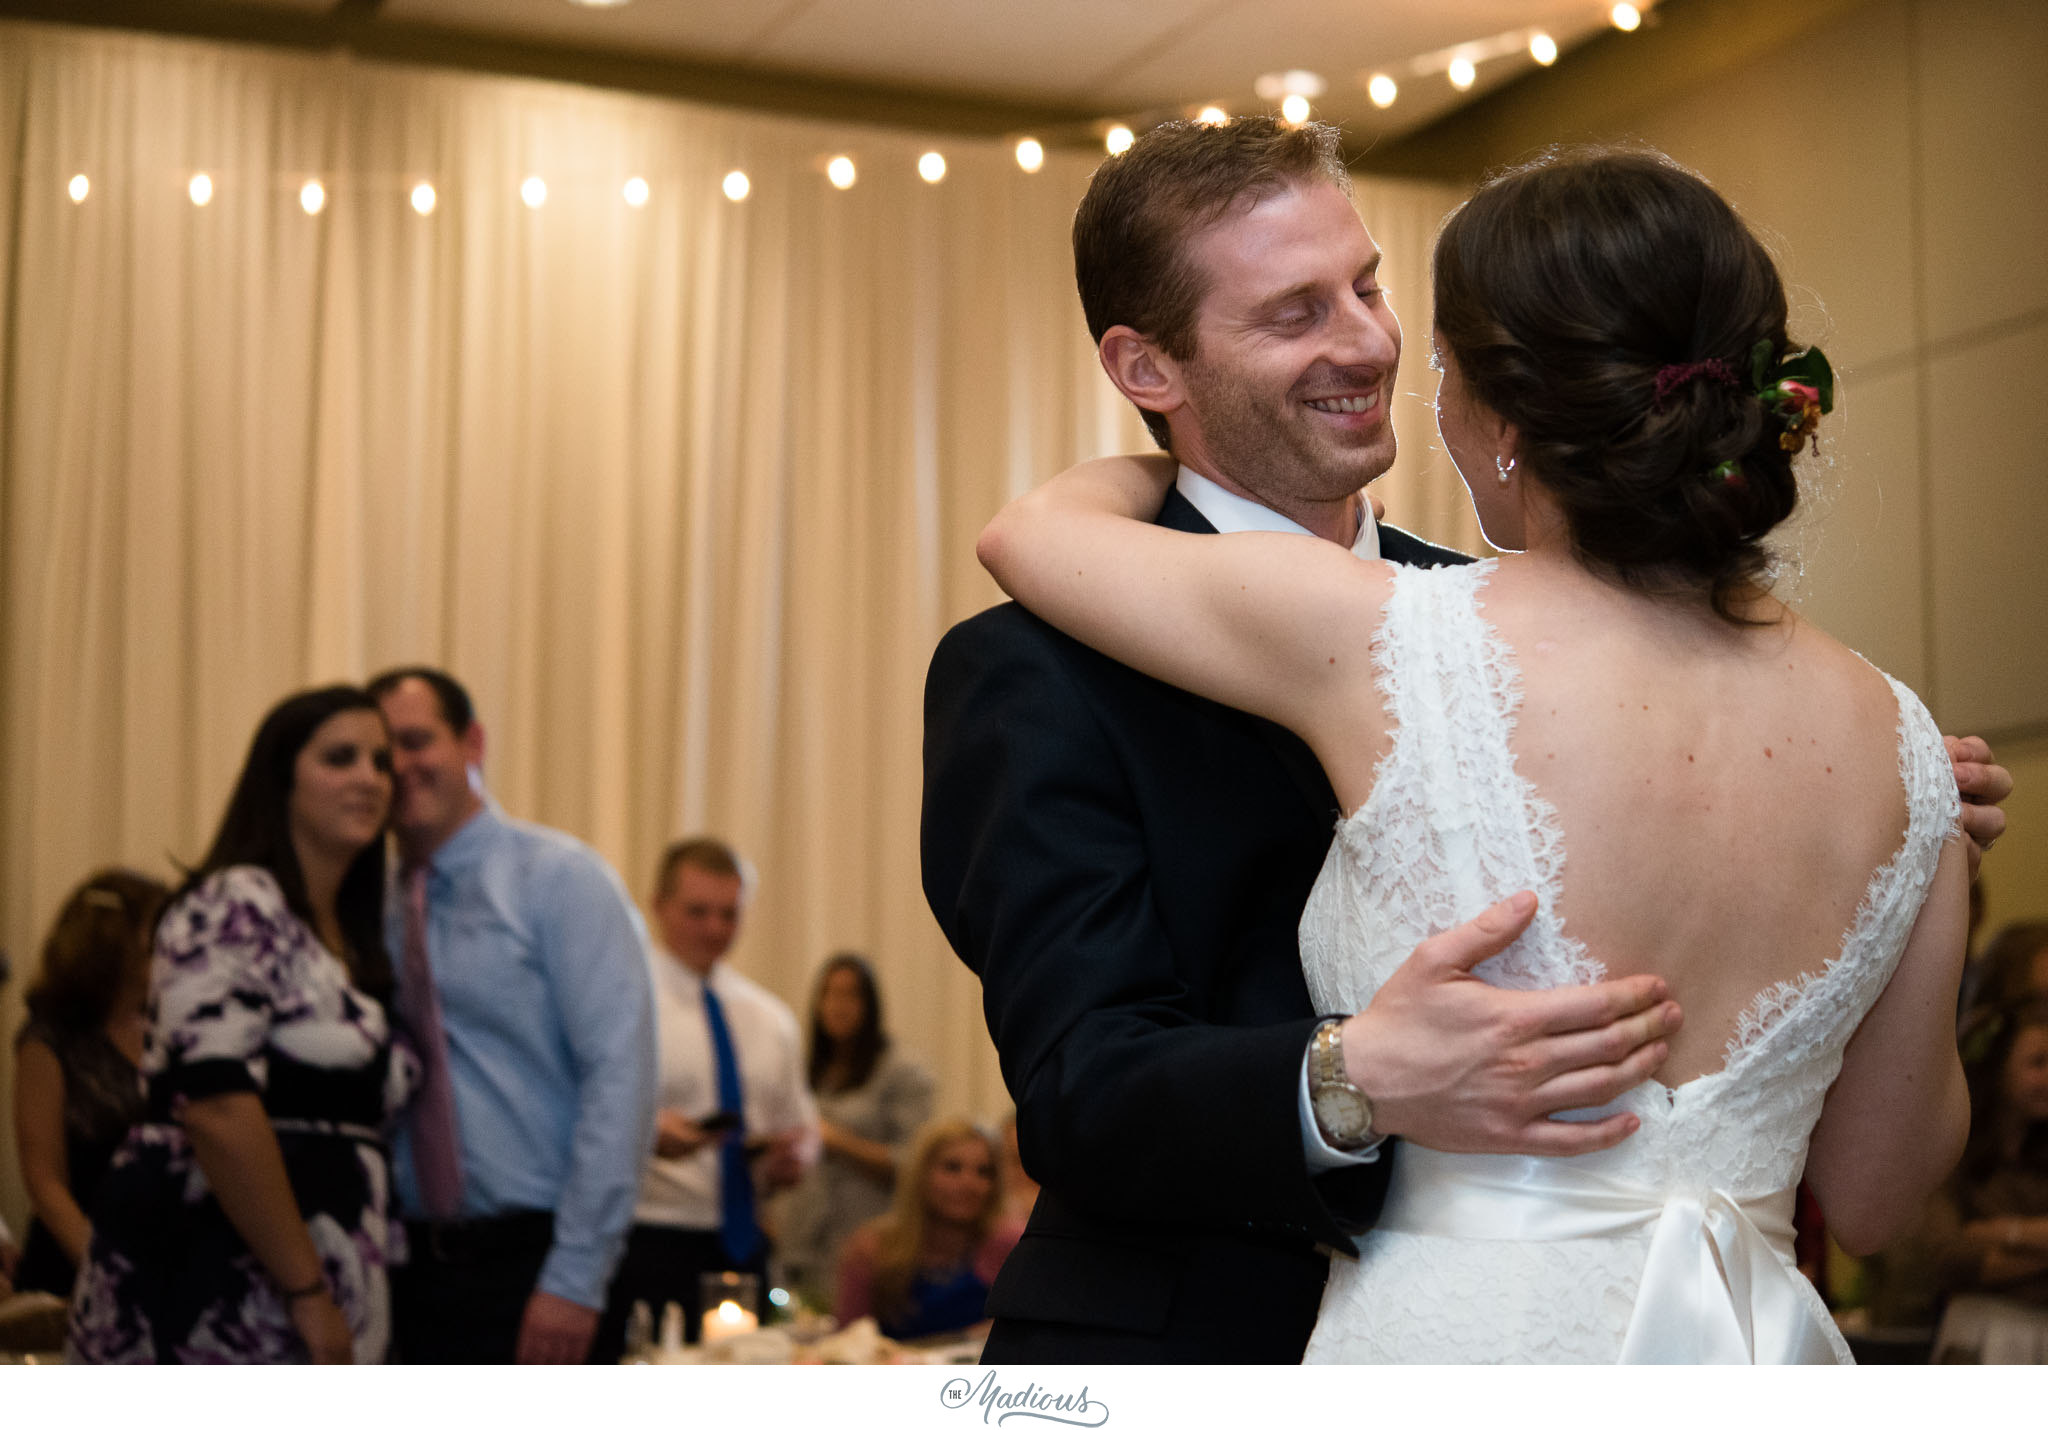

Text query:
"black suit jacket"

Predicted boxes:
[[921, 490, 1471, 1363]]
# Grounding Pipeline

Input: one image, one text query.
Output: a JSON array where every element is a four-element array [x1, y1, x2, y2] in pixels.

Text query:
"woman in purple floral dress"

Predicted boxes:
[[69, 685, 415, 1363]]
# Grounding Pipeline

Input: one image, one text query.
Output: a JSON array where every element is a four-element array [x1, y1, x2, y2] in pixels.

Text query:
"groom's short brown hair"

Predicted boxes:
[[1072, 116, 1352, 448]]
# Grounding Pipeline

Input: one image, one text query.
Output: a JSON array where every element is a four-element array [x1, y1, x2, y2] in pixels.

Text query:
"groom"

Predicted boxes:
[[922, 118, 1683, 1364], [922, 117, 2010, 1364]]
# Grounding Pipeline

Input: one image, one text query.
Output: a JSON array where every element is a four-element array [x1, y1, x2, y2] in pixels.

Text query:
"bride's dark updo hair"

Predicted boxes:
[[1432, 147, 1803, 623]]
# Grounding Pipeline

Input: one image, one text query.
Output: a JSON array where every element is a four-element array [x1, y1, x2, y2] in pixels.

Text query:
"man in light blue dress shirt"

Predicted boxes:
[[371, 667, 656, 1364]]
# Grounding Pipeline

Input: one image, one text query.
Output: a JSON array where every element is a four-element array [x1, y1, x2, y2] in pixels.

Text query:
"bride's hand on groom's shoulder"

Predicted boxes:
[[1945, 735, 2011, 880], [1343, 892, 1684, 1158]]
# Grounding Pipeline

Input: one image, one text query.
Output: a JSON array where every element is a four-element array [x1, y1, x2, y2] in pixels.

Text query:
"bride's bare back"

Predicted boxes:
[[1477, 559, 1910, 1086]]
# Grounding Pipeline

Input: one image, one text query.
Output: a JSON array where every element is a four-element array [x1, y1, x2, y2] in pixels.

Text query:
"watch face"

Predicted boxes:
[[1314, 1086, 1373, 1142]]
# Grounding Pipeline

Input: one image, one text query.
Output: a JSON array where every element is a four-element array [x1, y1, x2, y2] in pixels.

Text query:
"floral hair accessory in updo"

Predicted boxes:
[[1748, 340, 1835, 454], [1653, 358, 1739, 408]]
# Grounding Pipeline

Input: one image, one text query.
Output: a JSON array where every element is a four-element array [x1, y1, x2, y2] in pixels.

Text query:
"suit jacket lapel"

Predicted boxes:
[[1155, 489, 1339, 826]]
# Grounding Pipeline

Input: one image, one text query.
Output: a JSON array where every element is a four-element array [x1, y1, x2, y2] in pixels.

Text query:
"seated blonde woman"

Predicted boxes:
[[834, 1118, 1021, 1343]]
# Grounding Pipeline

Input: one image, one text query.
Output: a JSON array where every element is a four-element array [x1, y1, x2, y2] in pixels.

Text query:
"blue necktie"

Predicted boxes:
[[701, 979, 763, 1264]]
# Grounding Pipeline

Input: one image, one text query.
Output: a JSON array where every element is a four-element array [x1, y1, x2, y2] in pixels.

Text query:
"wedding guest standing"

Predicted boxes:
[[11, 870, 164, 1298], [592, 839, 817, 1359], [369, 667, 656, 1365], [835, 1119, 1022, 1343], [69, 686, 411, 1363], [776, 952, 934, 1306]]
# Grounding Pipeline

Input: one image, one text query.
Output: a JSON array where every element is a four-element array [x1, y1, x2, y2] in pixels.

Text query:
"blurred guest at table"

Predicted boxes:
[[592, 838, 817, 1360], [370, 667, 656, 1365], [1929, 994, 2048, 1361], [835, 1118, 1022, 1343], [69, 685, 411, 1363], [776, 951, 933, 1306], [1856, 919, 2048, 1360], [11, 869, 164, 1298], [1960, 921, 2048, 1015]]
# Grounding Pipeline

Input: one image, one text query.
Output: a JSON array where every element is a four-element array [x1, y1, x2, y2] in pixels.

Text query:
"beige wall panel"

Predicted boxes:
[[1925, 319, 2048, 732], [1915, 0, 2048, 346], [1622, 0, 1917, 371], [1779, 365, 1927, 693]]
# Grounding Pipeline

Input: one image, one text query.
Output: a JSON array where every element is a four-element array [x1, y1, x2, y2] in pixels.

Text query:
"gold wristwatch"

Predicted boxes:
[[1309, 1017, 1376, 1151]]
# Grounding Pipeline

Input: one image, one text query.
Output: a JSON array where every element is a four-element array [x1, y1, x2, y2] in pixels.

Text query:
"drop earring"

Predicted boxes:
[[1495, 454, 1516, 486]]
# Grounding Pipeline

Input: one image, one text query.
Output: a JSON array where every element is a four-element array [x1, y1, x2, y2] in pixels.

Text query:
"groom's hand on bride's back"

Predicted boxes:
[[1343, 891, 1683, 1157]]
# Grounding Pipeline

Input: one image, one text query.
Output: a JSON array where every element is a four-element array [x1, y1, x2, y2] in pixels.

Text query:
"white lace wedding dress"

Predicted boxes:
[[1298, 562, 1959, 1364]]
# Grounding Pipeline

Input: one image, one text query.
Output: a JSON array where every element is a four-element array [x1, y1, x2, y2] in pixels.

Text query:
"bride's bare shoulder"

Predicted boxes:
[[1777, 613, 1911, 716]]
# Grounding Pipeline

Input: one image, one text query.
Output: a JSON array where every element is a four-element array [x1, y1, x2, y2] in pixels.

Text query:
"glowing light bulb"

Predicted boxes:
[[1014, 138, 1044, 173], [1196, 106, 1228, 126], [67, 173, 89, 204], [1105, 125, 1134, 156], [299, 180, 325, 215], [1611, 3, 1642, 31], [722, 170, 751, 202], [1530, 32, 1558, 65], [188, 173, 213, 207], [411, 182, 437, 215], [623, 176, 649, 207], [1280, 93, 1311, 125], [1448, 56, 1477, 90], [826, 155, 856, 190], [1367, 74, 1397, 108], [918, 151, 947, 184], [520, 176, 547, 209]]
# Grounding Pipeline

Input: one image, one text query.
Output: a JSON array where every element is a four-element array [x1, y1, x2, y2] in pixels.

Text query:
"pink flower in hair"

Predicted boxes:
[[1771, 380, 1823, 452]]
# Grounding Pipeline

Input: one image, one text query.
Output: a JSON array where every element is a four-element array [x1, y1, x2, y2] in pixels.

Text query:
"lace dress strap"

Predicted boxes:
[[1355, 562, 1600, 993], [1718, 670, 1963, 1080]]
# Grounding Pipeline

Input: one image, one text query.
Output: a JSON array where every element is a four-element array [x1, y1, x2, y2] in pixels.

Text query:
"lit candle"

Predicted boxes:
[[700, 1298, 760, 1342]]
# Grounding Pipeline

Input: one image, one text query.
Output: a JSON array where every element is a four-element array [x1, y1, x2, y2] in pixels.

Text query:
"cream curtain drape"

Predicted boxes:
[[0, 20, 1471, 1230]]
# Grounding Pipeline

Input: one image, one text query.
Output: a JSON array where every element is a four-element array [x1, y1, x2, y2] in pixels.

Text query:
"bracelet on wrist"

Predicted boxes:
[[282, 1275, 328, 1302]]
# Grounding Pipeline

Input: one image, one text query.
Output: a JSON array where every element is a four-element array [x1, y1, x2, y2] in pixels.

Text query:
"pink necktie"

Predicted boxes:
[[400, 862, 464, 1220]]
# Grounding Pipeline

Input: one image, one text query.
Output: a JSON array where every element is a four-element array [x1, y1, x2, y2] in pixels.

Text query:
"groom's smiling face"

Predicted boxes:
[[1169, 180, 1401, 518]]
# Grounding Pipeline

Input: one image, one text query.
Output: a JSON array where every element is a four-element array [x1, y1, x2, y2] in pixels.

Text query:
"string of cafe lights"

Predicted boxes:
[[56, 2, 1653, 205], [60, 143, 1023, 214], [1097, 1, 1652, 154]]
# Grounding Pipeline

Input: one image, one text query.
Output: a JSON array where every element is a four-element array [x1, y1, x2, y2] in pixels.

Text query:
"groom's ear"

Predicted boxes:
[[1098, 327, 1185, 417]]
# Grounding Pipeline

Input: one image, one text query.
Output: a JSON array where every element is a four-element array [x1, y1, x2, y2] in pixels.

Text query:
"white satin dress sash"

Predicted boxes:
[[1375, 1146, 1839, 1363]]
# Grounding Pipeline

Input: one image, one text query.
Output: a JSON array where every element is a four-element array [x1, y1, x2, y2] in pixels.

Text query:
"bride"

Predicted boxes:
[[976, 148, 1969, 1363]]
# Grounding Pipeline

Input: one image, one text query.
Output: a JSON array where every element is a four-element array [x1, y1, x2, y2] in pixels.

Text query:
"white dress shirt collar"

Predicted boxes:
[[1175, 465, 1380, 559]]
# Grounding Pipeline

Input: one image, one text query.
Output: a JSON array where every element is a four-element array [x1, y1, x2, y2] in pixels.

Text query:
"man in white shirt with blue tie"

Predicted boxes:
[[592, 838, 818, 1360]]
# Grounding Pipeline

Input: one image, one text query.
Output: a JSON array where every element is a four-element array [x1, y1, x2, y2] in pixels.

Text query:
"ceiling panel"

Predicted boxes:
[[191, 0, 333, 11], [740, 0, 1222, 102], [82, 0, 1657, 142], [383, 0, 801, 59]]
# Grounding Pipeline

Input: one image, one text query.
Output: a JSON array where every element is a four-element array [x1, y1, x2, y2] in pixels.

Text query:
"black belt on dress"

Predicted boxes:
[[406, 1210, 555, 1265]]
